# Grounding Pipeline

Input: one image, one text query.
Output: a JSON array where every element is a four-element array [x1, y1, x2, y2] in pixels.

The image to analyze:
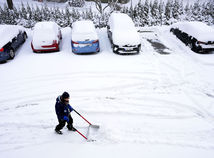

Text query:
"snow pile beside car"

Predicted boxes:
[[0, 25, 24, 48], [171, 21, 214, 42]]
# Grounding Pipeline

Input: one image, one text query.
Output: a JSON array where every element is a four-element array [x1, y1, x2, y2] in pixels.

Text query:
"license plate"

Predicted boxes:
[[80, 44, 92, 47], [125, 48, 133, 51]]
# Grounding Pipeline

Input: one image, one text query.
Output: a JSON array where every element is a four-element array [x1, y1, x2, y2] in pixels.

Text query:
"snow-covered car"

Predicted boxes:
[[0, 25, 27, 62], [107, 13, 141, 54], [170, 21, 214, 53], [31, 21, 62, 53], [71, 20, 100, 54]]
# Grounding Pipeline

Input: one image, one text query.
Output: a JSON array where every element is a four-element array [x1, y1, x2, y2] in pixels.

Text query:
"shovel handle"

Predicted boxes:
[[73, 109, 92, 126]]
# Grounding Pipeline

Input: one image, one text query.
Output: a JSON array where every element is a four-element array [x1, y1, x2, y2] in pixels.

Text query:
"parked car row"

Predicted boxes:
[[170, 21, 214, 53], [1, 13, 214, 63]]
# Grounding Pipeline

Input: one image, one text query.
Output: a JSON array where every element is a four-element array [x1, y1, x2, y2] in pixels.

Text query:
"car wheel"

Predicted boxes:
[[9, 49, 15, 59]]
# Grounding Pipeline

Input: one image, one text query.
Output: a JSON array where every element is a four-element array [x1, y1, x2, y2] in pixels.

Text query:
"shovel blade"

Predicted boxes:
[[90, 125, 100, 129], [87, 139, 96, 142]]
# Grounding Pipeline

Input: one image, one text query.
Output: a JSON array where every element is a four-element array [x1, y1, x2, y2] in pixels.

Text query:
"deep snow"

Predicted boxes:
[[0, 25, 214, 158]]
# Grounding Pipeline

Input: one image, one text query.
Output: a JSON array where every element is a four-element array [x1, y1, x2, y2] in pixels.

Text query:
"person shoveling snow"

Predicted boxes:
[[54, 91, 100, 140], [55, 92, 76, 134]]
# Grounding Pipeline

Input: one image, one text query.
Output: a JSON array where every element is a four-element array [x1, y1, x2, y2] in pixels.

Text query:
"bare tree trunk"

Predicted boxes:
[[7, 0, 13, 10]]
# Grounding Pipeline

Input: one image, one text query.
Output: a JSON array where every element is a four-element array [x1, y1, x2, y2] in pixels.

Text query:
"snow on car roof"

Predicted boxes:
[[72, 20, 96, 34], [0, 25, 24, 48], [34, 21, 59, 30], [108, 13, 135, 31], [171, 21, 214, 42], [33, 21, 59, 41], [71, 20, 98, 41]]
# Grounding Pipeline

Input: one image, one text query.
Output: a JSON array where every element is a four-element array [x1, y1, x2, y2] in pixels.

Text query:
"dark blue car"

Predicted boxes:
[[0, 25, 27, 62]]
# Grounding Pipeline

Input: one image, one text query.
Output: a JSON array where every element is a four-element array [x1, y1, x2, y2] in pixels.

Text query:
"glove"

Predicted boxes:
[[63, 116, 69, 122]]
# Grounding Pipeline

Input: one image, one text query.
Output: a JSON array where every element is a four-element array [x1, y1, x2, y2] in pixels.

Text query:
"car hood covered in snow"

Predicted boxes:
[[0, 25, 24, 48], [171, 21, 214, 42]]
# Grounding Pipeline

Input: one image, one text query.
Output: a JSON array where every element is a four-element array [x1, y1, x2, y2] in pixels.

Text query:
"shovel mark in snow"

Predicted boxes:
[[15, 103, 39, 109]]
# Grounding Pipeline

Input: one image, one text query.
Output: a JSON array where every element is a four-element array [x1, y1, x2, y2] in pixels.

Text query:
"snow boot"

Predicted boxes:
[[55, 129, 63, 135], [67, 125, 77, 131]]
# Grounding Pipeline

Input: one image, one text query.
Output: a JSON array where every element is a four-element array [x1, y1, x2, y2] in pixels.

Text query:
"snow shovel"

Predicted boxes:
[[73, 127, 95, 142], [73, 109, 100, 129]]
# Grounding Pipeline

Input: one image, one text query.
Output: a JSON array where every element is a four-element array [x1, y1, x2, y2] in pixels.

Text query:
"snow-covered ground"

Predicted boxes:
[[0, 25, 214, 158]]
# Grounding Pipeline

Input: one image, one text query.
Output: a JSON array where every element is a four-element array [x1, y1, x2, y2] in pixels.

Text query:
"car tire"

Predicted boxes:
[[187, 42, 193, 50], [23, 33, 27, 42], [9, 49, 15, 59]]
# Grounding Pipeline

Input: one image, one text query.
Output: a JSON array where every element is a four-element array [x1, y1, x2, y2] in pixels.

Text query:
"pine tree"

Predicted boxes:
[[41, 4, 51, 21], [158, 0, 164, 25], [0, 6, 3, 24], [206, 0, 214, 24], [71, 8, 81, 22], [133, 0, 143, 26], [64, 5, 72, 27], [34, 5, 42, 22], [165, 0, 173, 24], [172, 0, 180, 20], [3, 4, 16, 24], [143, 0, 150, 26], [184, 2, 191, 21], [20, 2, 27, 20], [191, 0, 202, 21], [151, 0, 159, 26]]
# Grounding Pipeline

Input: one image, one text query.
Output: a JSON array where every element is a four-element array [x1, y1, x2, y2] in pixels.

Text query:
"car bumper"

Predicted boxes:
[[113, 44, 141, 54], [72, 43, 100, 54], [0, 51, 9, 62], [31, 42, 59, 53], [197, 44, 214, 53]]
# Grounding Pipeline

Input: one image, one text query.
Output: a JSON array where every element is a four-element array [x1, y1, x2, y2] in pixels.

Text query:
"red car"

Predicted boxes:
[[31, 21, 62, 53]]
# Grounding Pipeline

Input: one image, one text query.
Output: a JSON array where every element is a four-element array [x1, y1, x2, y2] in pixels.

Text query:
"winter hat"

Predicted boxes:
[[61, 92, 70, 100]]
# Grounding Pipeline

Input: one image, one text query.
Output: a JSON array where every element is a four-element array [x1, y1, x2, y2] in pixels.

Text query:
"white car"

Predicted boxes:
[[170, 21, 214, 53], [107, 13, 141, 54], [71, 20, 100, 54], [31, 21, 62, 53]]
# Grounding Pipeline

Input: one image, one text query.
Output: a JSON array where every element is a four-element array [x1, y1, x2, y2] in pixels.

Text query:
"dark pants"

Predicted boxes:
[[55, 115, 73, 131]]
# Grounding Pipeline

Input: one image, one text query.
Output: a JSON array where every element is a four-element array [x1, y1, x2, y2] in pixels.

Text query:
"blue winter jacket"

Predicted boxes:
[[55, 96, 73, 120]]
